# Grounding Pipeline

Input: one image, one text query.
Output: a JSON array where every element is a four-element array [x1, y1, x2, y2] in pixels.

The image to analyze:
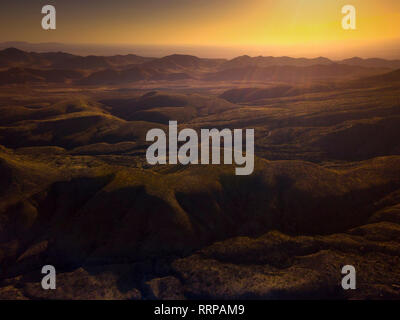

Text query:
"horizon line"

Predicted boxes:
[[1, 41, 400, 61]]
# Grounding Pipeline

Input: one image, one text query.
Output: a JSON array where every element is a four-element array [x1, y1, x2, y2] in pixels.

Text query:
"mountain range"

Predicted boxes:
[[1, 44, 400, 299], [1, 48, 400, 85]]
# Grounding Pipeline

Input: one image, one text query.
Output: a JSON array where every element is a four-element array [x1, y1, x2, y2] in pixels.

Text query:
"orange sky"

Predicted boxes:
[[1, 0, 400, 58]]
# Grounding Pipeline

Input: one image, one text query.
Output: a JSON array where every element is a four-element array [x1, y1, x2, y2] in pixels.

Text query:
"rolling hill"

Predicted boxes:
[[0, 48, 400, 300]]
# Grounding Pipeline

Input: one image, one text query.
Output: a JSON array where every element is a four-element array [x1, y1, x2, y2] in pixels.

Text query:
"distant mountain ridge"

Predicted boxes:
[[2, 47, 400, 70], [0, 48, 399, 85], [0, 47, 154, 70], [222, 55, 400, 70], [220, 55, 333, 69], [341, 57, 400, 69]]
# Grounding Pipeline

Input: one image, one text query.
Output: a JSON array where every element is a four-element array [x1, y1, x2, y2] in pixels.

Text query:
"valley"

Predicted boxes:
[[0, 48, 400, 299]]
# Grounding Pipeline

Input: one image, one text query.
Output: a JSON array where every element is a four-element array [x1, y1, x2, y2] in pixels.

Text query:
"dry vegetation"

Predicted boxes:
[[0, 48, 400, 299]]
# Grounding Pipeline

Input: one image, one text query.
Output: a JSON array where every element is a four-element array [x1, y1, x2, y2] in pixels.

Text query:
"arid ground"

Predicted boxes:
[[0, 48, 400, 299]]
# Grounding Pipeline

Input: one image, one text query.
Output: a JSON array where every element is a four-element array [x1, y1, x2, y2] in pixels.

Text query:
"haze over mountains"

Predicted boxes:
[[1, 48, 400, 85]]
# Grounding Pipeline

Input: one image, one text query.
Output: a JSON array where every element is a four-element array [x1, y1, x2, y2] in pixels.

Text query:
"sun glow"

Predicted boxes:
[[1, 0, 400, 58]]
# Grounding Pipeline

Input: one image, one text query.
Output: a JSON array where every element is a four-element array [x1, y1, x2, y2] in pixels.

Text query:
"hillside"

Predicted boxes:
[[0, 50, 400, 299], [1, 146, 400, 299]]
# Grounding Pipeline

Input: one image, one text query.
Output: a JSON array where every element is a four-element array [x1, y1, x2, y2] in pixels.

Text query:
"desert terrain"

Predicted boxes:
[[0, 48, 400, 299]]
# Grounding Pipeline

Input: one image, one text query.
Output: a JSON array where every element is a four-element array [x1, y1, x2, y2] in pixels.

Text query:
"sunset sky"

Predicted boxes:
[[1, 0, 400, 58]]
